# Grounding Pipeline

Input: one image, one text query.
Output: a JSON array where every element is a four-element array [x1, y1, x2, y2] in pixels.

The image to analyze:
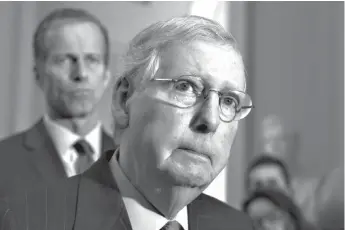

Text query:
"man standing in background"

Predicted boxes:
[[0, 8, 114, 196]]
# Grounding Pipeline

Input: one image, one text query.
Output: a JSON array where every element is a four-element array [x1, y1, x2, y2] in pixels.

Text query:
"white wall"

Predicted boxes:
[[0, 2, 16, 138], [0, 2, 42, 138]]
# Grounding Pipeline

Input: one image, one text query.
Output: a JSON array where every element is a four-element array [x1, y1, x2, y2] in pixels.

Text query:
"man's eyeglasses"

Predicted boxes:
[[150, 75, 254, 122]]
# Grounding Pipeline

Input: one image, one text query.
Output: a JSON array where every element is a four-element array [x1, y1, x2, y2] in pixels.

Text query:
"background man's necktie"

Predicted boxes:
[[73, 139, 94, 174], [160, 220, 185, 230]]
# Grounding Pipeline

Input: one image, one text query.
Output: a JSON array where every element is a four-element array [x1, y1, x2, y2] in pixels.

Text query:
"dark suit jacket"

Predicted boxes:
[[0, 119, 115, 197], [0, 150, 254, 230]]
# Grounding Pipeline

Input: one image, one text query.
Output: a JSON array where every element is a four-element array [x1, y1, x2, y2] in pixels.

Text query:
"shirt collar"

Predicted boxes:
[[109, 149, 188, 230], [43, 115, 102, 159]]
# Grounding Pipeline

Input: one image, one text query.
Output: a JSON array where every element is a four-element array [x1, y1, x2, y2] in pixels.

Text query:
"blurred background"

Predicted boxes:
[[0, 1, 343, 228]]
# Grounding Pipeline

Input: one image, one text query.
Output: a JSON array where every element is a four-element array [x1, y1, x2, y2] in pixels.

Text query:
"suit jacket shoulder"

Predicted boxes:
[[0, 124, 30, 159], [0, 120, 59, 197], [0, 176, 80, 230], [0, 119, 115, 198], [188, 193, 255, 230]]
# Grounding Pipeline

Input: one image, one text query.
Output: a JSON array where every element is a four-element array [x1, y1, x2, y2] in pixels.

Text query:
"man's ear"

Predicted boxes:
[[103, 69, 112, 88], [112, 77, 131, 129], [33, 64, 43, 90]]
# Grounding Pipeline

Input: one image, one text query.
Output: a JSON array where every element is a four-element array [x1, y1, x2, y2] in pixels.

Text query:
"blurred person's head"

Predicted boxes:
[[243, 189, 302, 230], [112, 15, 253, 217], [246, 154, 291, 195], [33, 8, 111, 125]]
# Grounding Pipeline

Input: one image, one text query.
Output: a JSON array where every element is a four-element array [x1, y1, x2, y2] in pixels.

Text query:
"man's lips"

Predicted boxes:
[[70, 89, 93, 97], [177, 147, 212, 162]]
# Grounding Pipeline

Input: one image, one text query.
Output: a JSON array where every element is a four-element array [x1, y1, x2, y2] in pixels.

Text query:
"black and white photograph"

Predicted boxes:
[[0, 1, 343, 230]]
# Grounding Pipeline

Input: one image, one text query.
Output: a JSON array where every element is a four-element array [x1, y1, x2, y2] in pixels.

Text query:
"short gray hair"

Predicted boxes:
[[116, 15, 244, 90]]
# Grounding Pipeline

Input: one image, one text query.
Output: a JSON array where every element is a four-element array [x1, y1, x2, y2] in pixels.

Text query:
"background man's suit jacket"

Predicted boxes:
[[0, 150, 254, 230], [0, 119, 115, 197]]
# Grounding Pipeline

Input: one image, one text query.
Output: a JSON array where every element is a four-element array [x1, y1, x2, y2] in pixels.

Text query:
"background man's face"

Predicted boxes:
[[122, 41, 246, 190], [248, 164, 289, 194], [36, 20, 109, 118], [247, 198, 296, 230]]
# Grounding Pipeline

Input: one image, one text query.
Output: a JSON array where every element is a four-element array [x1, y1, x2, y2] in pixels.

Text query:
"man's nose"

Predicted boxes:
[[190, 92, 220, 134], [72, 59, 88, 82]]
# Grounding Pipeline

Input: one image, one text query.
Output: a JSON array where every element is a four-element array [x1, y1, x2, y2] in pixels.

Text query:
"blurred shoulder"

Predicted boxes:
[[195, 193, 254, 229], [0, 130, 26, 148]]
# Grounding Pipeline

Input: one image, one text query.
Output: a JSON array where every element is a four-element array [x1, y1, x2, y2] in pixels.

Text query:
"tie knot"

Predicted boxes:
[[161, 220, 184, 230], [73, 139, 93, 156]]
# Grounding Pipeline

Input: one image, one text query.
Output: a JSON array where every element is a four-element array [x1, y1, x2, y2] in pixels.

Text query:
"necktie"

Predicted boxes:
[[73, 139, 94, 174], [160, 220, 185, 230]]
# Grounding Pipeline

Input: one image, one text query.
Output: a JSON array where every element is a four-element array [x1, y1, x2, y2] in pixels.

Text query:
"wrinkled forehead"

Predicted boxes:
[[159, 41, 246, 91]]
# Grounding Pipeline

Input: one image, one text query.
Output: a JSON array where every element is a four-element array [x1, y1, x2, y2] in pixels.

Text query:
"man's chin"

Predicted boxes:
[[61, 110, 89, 119], [167, 169, 213, 189], [64, 104, 95, 118]]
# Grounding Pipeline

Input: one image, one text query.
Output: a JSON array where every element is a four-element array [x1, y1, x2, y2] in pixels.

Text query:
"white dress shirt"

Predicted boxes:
[[43, 115, 102, 177], [110, 149, 188, 230]]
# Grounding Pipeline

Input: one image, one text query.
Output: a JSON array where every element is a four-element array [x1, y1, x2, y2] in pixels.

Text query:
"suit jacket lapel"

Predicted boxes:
[[23, 119, 67, 181], [73, 150, 132, 230]]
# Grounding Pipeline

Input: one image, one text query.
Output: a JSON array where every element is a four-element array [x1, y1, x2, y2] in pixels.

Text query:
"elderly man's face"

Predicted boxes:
[[122, 41, 246, 189], [247, 198, 297, 230], [248, 165, 289, 194], [35, 20, 110, 118]]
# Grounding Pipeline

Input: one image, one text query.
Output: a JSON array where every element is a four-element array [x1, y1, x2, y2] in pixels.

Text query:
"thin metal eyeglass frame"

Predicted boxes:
[[151, 77, 254, 122]]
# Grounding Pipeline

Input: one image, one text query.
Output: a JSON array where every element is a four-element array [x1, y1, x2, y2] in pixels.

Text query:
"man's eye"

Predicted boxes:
[[86, 55, 101, 64], [54, 56, 69, 65], [222, 96, 239, 108], [173, 80, 195, 93]]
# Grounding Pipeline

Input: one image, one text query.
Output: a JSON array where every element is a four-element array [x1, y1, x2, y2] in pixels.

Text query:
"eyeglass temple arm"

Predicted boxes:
[[242, 105, 255, 109]]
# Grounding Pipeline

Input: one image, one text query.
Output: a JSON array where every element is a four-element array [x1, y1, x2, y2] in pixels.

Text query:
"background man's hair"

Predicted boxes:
[[245, 154, 291, 188], [115, 15, 245, 92], [33, 8, 110, 66]]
